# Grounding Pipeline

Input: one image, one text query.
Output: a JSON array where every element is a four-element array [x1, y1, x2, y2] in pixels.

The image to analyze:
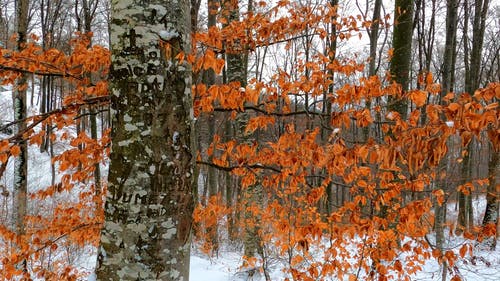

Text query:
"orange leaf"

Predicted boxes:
[[459, 244, 467, 258], [0, 153, 7, 163], [443, 92, 455, 101], [10, 145, 21, 157], [387, 48, 394, 59], [448, 103, 460, 112], [175, 51, 185, 63], [409, 90, 427, 107], [394, 260, 403, 272], [432, 189, 445, 205], [425, 72, 433, 84]]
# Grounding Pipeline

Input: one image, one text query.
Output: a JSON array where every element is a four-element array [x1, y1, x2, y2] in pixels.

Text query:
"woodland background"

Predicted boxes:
[[0, 0, 498, 280]]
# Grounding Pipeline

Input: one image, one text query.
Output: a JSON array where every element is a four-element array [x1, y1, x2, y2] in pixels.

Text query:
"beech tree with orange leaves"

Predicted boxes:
[[0, 4, 109, 278], [191, 1, 498, 280]]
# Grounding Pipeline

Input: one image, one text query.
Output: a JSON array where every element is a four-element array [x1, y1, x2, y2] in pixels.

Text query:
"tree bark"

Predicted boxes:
[[96, 0, 194, 280], [482, 139, 499, 249], [221, 0, 261, 260], [12, 0, 29, 272], [389, 0, 414, 119], [368, 0, 382, 77], [458, 139, 473, 233], [205, 0, 219, 255], [324, 0, 338, 214], [465, 0, 490, 94], [440, 0, 459, 99]]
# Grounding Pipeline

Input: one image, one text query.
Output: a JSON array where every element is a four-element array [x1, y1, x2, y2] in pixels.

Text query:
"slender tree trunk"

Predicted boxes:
[[225, 120, 237, 241], [465, 0, 490, 94], [389, 0, 414, 119], [482, 139, 498, 249], [206, 113, 219, 253], [97, 0, 194, 279], [222, 0, 261, 260], [323, 0, 338, 214], [81, 0, 102, 193], [368, 0, 381, 77], [441, 0, 459, 99], [12, 0, 29, 272], [205, 0, 219, 255], [362, 0, 381, 143], [458, 139, 473, 233]]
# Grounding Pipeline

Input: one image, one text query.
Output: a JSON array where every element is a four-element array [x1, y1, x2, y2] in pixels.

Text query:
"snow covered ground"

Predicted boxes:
[[189, 243, 500, 281]]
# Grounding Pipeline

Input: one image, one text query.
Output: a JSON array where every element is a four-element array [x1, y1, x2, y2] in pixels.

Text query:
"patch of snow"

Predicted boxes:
[[159, 30, 179, 41], [87, 272, 96, 281]]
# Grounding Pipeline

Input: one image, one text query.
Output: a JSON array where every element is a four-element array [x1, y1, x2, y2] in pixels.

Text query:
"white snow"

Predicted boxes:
[[190, 255, 241, 281], [159, 30, 179, 41], [189, 239, 500, 281]]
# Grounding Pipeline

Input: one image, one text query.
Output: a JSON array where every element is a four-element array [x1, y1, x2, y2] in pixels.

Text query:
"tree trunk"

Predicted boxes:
[[205, 0, 219, 255], [482, 139, 499, 249], [458, 139, 473, 233], [12, 0, 29, 272], [222, 0, 261, 260], [323, 0, 338, 214], [82, 0, 102, 193], [225, 119, 237, 241], [465, 0, 490, 94], [96, 0, 194, 280], [368, 0, 381, 77], [389, 0, 414, 119], [441, 0, 459, 99]]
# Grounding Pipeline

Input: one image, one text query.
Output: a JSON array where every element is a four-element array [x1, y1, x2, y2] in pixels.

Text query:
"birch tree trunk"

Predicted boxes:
[[96, 0, 194, 280]]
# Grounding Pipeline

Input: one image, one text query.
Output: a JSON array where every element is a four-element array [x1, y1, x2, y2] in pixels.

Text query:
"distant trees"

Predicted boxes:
[[0, 0, 109, 279]]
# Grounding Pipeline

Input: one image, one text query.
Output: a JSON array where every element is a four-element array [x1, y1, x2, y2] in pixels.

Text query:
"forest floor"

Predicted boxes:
[[190, 239, 500, 281]]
